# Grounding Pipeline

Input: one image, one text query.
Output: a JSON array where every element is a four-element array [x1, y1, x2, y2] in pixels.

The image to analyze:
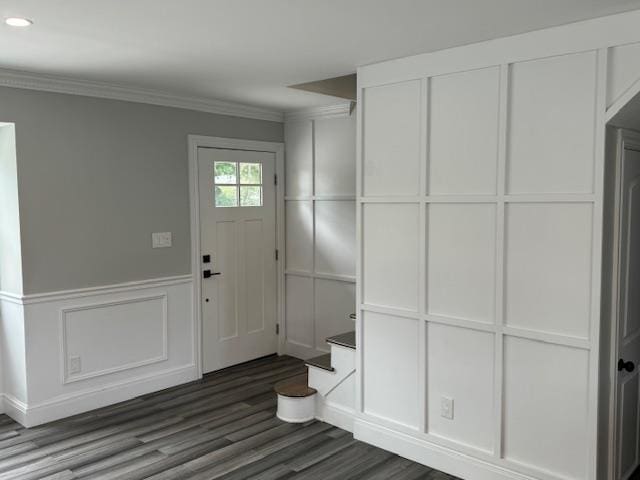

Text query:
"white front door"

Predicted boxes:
[[198, 147, 278, 373], [616, 146, 640, 480]]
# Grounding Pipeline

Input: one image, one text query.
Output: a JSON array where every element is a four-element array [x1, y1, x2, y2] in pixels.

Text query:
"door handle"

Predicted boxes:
[[203, 270, 222, 279], [618, 359, 635, 373]]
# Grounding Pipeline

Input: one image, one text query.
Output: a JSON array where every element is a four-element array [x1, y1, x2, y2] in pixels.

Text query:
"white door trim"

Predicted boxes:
[[188, 135, 285, 378], [606, 128, 640, 480]]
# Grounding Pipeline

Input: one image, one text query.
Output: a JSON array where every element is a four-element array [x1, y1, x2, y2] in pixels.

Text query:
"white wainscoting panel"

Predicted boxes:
[[0, 297, 27, 407], [426, 323, 495, 454], [285, 120, 313, 197], [507, 52, 597, 194], [284, 109, 356, 359], [285, 275, 314, 349], [363, 311, 419, 429], [285, 201, 313, 272], [61, 294, 168, 383], [314, 280, 356, 352], [363, 81, 421, 197], [355, 13, 629, 479], [363, 203, 419, 311], [503, 337, 589, 480], [12, 275, 195, 426], [427, 203, 496, 323], [429, 67, 500, 195], [315, 201, 356, 278], [315, 115, 356, 196], [504, 203, 593, 338]]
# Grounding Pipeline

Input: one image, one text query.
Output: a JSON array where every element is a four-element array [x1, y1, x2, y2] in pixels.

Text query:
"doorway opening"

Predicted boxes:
[[188, 136, 285, 375], [603, 91, 640, 480]]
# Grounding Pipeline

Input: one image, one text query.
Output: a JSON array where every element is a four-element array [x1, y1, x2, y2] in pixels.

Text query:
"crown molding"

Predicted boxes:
[[0, 68, 284, 123], [285, 101, 355, 122]]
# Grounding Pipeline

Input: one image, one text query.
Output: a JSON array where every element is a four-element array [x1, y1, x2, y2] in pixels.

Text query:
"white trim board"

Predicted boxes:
[[0, 67, 283, 122], [187, 135, 286, 376], [285, 102, 354, 123], [0, 274, 192, 305], [6, 364, 197, 428], [354, 419, 540, 480]]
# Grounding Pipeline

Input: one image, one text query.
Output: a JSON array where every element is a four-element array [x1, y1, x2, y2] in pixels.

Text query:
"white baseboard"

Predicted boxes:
[[354, 418, 538, 480], [316, 401, 355, 433], [10, 364, 197, 427]]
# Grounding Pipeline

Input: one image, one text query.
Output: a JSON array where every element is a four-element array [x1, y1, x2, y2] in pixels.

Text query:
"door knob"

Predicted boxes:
[[203, 270, 222, 279], [618, 359, 635, 373]]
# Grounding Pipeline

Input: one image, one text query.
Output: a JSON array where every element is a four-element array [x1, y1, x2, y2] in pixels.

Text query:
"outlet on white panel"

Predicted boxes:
[[152, 232, 172, 248], [69, 356, 81, 374], [441, 396, 454, 420]]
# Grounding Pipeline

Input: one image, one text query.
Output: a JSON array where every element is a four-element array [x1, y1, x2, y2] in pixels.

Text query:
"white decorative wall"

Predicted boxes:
[[353, 10, 640, 480], [284, 107, 356, 358], [0, 276, 195, 427]]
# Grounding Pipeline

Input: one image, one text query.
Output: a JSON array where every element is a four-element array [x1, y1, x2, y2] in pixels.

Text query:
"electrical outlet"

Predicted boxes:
[[152, 232, 172, 248], [441, 396, 454, 420], [69, 356, 82, 375]]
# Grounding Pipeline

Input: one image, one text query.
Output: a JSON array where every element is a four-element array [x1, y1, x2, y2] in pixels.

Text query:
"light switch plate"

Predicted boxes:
[[441, 396, 454, 420], [152, 232, 172, 248], [69, 356, 81, 374]]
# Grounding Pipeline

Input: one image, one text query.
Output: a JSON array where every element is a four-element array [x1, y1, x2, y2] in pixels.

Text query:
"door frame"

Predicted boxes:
[[188, 135, 285, 378], [605, 127, 640, 480]]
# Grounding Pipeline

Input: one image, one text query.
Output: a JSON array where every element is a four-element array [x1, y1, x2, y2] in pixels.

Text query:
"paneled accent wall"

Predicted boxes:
[[284, 110, 356, 358], [354, 25, 630, 478]]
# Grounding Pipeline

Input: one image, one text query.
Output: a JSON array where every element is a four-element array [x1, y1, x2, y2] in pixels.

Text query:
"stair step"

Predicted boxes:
[[274, 374, 317, 398], [326, 331, 356, 350], [306, 354, 335, 372]]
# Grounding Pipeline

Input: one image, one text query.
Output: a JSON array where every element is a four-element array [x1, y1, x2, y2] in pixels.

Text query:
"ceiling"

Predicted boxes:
[[2, 0, 640, 114]]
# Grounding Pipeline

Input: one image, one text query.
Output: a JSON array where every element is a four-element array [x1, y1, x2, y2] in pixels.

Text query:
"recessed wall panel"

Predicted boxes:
[[505, 203, 593, 337], [315, 201, 356, 277], [314, 279, 356, 352], [363, 81, 421, 196], [285, 276, 313, 348], [507, 52, 597, 194], [364, 311, 419, 428], [285, 201, 313, 272], [315, 115, 356, 196], [427, 203, 496, 322], [503, 337, 588, 480], [429, 67, 500, 195], [285, 121, 313, 197], [363, 203, 419, 311], [427, 323, 494, 453]]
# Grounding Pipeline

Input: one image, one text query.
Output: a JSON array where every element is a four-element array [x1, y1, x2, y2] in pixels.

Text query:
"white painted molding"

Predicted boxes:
[[4, 274, 192, 305], [60, 293, 169, 384], [354, 419, 540, 480], [12, 364, 197, 427], [0, 67, 284, 122], [285, 102, 354, 122]]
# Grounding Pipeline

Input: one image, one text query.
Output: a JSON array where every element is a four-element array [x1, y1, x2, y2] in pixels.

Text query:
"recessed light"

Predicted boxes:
[[5, 17, 33, 27]]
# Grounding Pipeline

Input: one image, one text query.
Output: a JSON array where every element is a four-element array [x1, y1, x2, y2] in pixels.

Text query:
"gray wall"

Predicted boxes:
[[0, 86, 283, 294]]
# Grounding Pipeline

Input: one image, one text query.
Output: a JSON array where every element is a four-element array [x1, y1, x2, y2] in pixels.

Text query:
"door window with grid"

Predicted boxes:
[[214, 161, 263, 207]]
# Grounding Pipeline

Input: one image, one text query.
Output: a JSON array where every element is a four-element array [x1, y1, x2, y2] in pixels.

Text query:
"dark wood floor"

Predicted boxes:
[[0, 355, 458, 479]]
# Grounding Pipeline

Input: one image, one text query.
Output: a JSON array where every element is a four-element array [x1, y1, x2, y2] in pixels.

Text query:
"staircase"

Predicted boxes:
[[275, 320, 357, 431], [306, 331, 357, 431]]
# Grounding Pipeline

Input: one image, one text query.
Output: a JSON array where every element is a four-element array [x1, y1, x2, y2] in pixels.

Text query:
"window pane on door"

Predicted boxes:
[[215, 162, 237, 184], [240, 163, 262, 184], [240, 186, 262, 206], [215, 186, 238, 207]]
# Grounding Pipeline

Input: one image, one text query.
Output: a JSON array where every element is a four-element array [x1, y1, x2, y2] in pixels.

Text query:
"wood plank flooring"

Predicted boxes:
[[0, 355, 459, 479]]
